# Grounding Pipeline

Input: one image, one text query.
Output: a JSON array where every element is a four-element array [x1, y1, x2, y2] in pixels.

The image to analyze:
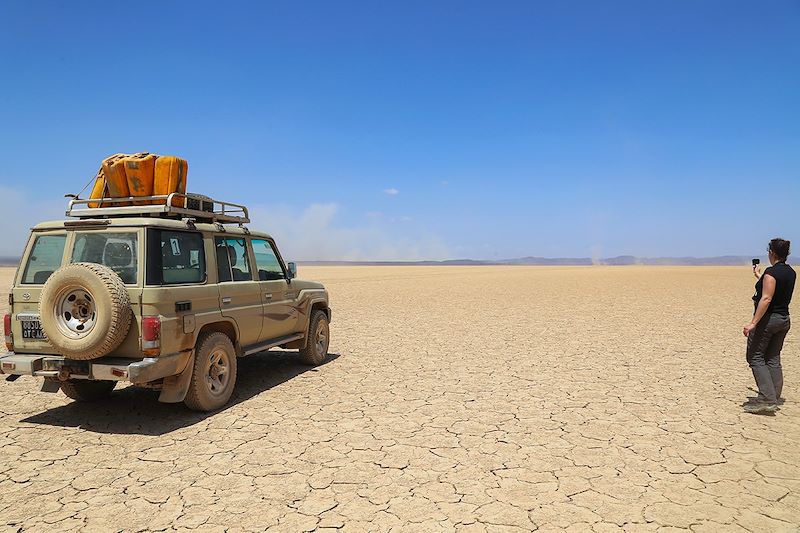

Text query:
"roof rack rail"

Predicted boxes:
[[66, 193, 250, 224]]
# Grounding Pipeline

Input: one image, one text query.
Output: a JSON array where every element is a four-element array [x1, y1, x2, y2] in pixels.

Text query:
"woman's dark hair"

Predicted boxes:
[[769, 238, 791, 261]]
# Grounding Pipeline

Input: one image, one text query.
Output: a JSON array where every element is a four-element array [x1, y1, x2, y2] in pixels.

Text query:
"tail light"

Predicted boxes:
[[3, 314, 12, 352], [141, 316, 161, 356]]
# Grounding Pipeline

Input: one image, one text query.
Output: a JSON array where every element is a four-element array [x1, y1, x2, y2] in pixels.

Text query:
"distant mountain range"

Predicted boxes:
[[299, 255, 766, 266], [0, 255, 765, 268]]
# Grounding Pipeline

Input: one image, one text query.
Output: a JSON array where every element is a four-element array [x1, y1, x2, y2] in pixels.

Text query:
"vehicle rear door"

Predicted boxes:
[[10, 231, 68, 355], [251, 238, 299, 342], [214, 236, 262, 348], [11, 228, 144, 357]]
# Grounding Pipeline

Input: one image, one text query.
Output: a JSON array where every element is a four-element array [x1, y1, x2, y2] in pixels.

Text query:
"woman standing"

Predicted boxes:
[[743, 238, 796, 414]]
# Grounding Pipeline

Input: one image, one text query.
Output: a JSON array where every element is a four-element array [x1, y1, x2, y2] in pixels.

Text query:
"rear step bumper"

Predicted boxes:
[[0, 351, 192, 384]]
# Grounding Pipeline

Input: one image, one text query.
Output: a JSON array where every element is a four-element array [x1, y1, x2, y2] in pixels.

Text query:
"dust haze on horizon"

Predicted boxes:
[[0, 185, 793, 264]]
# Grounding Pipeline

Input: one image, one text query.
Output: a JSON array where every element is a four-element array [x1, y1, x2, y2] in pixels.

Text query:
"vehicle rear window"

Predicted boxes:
[[145, 229, 206, 285], [71, 232, 139, 284], [22, 234, 67, 284], [160, 231, 206, 284]]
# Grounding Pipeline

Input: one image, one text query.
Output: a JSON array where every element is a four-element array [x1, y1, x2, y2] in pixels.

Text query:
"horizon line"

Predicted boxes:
[[0, 254, 771, 268]]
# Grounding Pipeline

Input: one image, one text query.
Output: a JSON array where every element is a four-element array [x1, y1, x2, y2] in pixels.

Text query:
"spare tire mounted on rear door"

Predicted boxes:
[[39, 262, 132, 360]]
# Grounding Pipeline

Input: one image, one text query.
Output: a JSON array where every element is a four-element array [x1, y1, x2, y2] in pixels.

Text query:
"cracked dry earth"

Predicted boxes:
[[1, 265, 799, 533]]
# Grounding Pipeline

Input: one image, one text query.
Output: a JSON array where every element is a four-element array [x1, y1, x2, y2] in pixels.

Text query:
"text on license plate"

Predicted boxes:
[[21, 320, 46, 340]]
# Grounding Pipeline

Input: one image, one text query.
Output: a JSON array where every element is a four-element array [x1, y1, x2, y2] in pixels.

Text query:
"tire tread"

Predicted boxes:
[[184, 332, 237, 412], [298, 310, 329, 366], [39, 262, 132, 360]]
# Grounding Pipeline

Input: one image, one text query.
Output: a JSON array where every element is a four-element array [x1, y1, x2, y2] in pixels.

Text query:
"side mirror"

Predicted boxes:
[[287, 262, 297, 280]]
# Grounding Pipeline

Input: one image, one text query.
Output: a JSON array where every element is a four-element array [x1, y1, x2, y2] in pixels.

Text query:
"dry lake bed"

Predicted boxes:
[[0, 266, 798, 532]]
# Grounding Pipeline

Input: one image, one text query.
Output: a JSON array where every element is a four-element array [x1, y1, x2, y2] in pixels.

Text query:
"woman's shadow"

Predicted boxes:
[[20, 350, 340, 436]]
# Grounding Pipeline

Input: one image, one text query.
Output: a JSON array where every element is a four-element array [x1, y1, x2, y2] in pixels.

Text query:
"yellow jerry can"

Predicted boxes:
[[123, 153, 157, 205], [154, 156, 188, 206], [87, 166, 107, 208], [101, 153, 131, 206]]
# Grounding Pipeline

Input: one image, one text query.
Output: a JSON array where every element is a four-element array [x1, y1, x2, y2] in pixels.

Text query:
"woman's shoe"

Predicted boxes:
[[745, 396, 785, 405], [743, 402, 778, 414]]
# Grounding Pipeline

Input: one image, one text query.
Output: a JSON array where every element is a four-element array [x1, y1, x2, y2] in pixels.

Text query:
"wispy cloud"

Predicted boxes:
[[0, 186, 449, 262], [383, 188, 399, 196], [249, 202, 448, 261]]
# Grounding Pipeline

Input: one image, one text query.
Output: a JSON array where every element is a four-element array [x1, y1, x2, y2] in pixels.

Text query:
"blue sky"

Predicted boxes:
[[1, 1, 798, 260]]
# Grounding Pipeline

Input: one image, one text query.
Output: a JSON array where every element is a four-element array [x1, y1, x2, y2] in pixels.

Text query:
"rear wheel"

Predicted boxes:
[[60, 380, 116, 401], [184, 332, 238, 412], [299, 310, 330, 366]]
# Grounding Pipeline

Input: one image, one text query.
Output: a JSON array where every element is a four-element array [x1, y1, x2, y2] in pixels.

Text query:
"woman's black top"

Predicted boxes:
[[753, 262, 796, 316]]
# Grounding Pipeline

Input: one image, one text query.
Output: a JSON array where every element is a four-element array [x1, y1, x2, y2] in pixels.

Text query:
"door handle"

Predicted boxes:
[[222, 297, 232, 304], [264, 293, 273, 300]]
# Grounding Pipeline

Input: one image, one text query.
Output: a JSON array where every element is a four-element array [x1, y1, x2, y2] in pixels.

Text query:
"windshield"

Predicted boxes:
[[71, 231, 139, 284]]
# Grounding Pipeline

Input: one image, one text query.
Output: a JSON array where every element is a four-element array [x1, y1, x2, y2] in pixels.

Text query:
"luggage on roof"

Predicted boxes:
[[123, 153, 157, 205], [154, 156, 188, 206], [88, 167, 107, 208], [102, 153, 132, 206], [88, 152, 187, 208], [77, 152, 247, 223]]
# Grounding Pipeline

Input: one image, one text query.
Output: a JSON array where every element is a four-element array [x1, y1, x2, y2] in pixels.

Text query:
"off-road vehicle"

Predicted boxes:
[[1, 193, 331, 411]]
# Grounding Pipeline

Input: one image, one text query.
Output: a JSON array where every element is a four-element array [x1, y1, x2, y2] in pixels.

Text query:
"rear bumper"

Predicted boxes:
[[0, 351, 192, 384]]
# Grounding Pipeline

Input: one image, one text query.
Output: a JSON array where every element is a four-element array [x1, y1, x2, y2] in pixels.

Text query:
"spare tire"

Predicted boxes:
[[39, 262, 132, 360]]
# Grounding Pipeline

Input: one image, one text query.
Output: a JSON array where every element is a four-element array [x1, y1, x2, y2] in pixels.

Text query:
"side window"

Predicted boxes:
[[215, 237, 252, 282], [22, 234, 66, 284], [71, 232, 138, 284], [160, 231, 205, 284], [252, 239, 285, 281]]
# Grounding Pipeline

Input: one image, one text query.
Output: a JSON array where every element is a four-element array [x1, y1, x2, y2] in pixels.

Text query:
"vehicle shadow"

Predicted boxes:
[[20, 350, 340, 436]]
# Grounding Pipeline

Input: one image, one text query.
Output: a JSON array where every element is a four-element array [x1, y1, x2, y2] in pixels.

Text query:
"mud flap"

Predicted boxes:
[[283, 336, 306, 350], [158, 352, 194, 403], [41, 379, 61, 393]]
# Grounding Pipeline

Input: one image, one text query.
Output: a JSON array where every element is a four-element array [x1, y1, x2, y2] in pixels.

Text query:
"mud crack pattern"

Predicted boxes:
[[1, 266, 799, 532]]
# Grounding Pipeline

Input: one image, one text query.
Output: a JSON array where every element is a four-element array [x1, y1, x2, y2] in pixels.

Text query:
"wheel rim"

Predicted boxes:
[[54, 285, 97, 338], [315, 320, 329, 355], [206, 346, 231, 397]]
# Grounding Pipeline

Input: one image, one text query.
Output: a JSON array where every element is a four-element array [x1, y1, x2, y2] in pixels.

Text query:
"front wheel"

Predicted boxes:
[[184, 332, 238, 412], [299, 310, 330, 366]]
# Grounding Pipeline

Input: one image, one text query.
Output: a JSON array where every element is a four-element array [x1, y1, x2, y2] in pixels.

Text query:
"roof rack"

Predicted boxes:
[[66, 193, 250, 224]]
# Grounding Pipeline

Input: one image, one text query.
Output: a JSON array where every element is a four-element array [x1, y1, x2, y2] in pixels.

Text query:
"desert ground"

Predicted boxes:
[[0, 265, 798, 532]]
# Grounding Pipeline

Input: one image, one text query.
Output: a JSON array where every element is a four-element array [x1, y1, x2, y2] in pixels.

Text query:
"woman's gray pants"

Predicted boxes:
[[746, 313, 791, 404]]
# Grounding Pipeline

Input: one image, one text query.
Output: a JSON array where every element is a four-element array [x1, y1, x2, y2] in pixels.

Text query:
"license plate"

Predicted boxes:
[[21, 320, 46, 340]]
